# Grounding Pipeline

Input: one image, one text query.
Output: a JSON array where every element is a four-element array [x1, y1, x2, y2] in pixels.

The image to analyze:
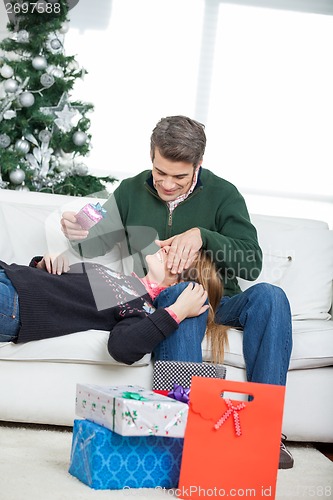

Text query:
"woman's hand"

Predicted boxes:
[[167, 283, 209, 322], [36, 254, 70, 275]]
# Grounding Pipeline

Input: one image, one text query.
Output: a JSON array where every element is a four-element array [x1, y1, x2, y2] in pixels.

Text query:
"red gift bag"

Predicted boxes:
[[177, 377, 285, 499]]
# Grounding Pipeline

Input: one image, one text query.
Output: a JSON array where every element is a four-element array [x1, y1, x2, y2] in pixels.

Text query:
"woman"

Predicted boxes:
[[0, 248, 228, 364]]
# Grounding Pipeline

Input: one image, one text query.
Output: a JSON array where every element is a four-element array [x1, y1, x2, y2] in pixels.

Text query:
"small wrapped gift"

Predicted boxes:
[[75, 383, 188, 438], [69, 419, 184, 490], [75, 202, 106, 230], [153, 360, 227, 392]]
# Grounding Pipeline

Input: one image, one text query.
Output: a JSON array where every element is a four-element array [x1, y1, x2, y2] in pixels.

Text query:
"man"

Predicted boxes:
[[61, 115, 294, 468]]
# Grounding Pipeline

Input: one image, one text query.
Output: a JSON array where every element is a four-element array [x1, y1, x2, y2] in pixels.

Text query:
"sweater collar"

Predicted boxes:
[[132, 273, 167, 301]]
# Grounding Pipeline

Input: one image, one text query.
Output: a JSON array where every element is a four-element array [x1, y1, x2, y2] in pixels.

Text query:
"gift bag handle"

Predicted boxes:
[[189, 377, 285, 423]]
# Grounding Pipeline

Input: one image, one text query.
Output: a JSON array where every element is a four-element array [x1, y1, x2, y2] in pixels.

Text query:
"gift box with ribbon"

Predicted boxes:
[[152, 360, 227, 398], [75, 383, 188, 438], [68, 419, 184, 490], [75, 202, 106, 230]]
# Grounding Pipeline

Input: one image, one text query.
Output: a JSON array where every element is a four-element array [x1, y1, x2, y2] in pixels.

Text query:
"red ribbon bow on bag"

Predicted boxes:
[[214, 398, 246, 437]]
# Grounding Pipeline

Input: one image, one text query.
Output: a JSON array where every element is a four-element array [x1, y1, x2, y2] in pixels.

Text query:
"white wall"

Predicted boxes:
[[63, 0, 205, 180], [1, 0, 332, 227]]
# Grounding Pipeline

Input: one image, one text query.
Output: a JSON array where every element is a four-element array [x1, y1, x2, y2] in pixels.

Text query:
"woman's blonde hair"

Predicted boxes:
[[181, 251, 229, 364]]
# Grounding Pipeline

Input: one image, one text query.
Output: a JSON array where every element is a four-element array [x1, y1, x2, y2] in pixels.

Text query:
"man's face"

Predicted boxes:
[[152, 148, 198, 202]]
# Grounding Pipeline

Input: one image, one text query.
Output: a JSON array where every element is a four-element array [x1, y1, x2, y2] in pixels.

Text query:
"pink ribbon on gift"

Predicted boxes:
[[214, 398, 246, 437]]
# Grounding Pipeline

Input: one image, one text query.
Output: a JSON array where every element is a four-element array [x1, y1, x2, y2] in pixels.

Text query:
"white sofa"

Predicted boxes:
[[0, 188, 332, 442]]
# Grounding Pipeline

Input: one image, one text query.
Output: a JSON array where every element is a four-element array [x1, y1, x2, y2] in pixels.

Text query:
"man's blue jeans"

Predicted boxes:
[[216, 283, 292, 386], [153, 281, 292, 387], [0, 269, 20, 342], [153, 282, 208, 362]]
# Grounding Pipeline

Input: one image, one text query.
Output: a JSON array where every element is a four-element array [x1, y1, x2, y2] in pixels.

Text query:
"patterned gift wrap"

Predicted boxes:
[[153, 360, 227, 391], [76, 384, 188, 438], [75, 202, 106, 230], [68, 419, 184, 490]]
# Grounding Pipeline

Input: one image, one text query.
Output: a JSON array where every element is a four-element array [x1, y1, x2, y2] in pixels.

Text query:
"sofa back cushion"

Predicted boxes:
[[238, 214, 333, 320]]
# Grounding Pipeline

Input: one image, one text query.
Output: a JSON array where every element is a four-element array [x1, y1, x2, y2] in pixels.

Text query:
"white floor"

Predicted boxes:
[[0, 425, 332, 500]]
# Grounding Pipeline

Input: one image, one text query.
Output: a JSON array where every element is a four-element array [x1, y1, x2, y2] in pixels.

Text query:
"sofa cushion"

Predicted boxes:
[[239, 215, 333, 320], [0, 330, 151, 366], [202, 319, 333, 371]]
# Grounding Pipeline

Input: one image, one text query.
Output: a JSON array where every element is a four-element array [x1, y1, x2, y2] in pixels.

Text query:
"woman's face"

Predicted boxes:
[[145, 246, 177, 285]]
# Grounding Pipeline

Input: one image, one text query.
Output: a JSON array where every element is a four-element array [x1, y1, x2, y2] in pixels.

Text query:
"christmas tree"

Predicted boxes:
[[0, 0, 116, 196]]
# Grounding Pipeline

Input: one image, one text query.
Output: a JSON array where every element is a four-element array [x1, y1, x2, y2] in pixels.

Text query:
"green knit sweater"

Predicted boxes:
[[76, 168, 262, 296]]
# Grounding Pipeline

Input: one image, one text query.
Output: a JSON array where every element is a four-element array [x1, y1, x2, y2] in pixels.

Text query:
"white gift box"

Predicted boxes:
[[75, 384, 188, 438]]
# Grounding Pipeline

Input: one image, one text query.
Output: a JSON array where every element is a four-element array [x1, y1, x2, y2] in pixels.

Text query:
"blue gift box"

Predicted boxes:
[[68, 419, 184, 490]]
